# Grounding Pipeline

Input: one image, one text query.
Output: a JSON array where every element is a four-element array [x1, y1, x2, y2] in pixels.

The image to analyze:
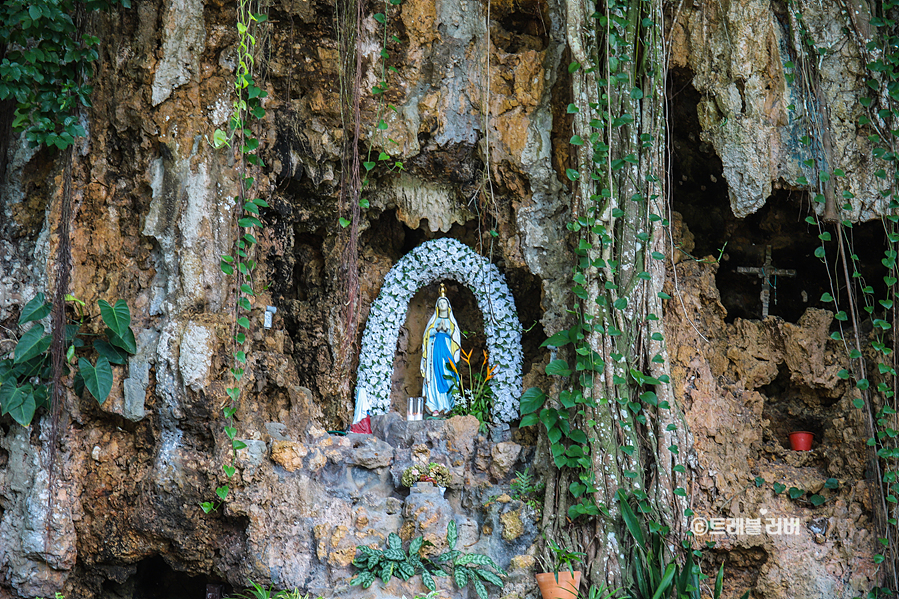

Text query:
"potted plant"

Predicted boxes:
[[401, 462, 452, 489], [535, 537, 585, 599]]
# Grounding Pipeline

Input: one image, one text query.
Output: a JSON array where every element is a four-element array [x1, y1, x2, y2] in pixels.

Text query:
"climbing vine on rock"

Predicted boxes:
[[777, 1, 899, 591], [520, 0, 691, 591], [0, 0, 130, 150], [202, 0, 270, 514]]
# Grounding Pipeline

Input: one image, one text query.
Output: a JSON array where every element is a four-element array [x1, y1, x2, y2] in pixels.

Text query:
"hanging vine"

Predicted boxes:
[[203, 0, 270, 514], [521, 0, 692, 592]]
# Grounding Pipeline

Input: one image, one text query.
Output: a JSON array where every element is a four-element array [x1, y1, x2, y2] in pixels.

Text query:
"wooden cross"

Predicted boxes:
[[736, 245, 796, 318]]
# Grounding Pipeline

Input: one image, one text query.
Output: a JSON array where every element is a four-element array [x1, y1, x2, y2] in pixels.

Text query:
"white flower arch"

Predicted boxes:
[[355, 238, 523, 423]]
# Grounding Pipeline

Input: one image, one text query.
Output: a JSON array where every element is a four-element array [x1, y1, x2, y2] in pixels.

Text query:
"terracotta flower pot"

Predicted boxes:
[[789, 431, 814, 451], [536, 571, 581, 599]]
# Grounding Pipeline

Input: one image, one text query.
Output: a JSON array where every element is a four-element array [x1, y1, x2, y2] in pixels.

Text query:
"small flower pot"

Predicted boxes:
[[536, 571, 581, 599], [789, 431, 814, 451]]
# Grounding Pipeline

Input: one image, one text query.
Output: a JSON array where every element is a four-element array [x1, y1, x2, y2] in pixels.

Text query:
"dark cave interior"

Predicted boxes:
[[668, 67, 889, 325]]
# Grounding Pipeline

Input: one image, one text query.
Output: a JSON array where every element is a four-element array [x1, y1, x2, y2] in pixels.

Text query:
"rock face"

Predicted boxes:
[[665, 219, 878, 598], [0, 0, 891, 597], [223, 416, 538, 596], [670, 0, 885, 221]]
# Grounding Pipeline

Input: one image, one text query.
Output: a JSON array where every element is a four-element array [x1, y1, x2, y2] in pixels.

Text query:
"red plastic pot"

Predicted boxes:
[[789, 431, 814, 451]]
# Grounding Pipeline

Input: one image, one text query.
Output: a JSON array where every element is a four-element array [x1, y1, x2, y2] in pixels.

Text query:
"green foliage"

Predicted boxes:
[[448, 348, 495, 431], [400, 462, 451, 487], [427, 521, 506, 599], [350, 521, 506, 599], [351, 533, 428, 588], [510, 467, 545, 515], [618, 491, 748, 599], [227, 581, 323, 599], [537, 535, 585, 576], [203, 0, 269, 515], [0, 293, 137, 426], [0, 0, 129, 149]]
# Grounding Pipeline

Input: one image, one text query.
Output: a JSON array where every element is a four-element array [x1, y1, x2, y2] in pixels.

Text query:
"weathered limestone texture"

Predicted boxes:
[[227, 415, 539, 597], [0, 0, 890, 596], [666, 218, 878, 598], [670, 0, 885, 221]]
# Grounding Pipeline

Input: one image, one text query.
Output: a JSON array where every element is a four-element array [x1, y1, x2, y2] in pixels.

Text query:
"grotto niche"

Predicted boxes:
[[354, 238, 524, 424], [668, 68, 888, 324]]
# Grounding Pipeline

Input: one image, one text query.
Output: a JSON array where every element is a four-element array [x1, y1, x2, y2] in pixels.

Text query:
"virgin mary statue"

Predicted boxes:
[[421, 284, 461, 415]]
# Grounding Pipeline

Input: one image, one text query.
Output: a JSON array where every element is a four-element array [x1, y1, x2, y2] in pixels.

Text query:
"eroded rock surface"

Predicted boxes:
[[666, 219, 878, 598]]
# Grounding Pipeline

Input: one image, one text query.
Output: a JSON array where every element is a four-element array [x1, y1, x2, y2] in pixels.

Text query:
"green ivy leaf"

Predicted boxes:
[[519, 387, 546, 415], [0, 380, 36, 426], [107, 327, 137, 354], [545, 359, 572, 377], [18, 293, 50, 325], [93, 339, 127, 365], [98, 299, 131, 338]]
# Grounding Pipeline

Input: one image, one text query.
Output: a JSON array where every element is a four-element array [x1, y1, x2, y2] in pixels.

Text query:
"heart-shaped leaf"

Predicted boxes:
[[107, 327, 137, 354], [99, 299, 131, 338], [14, 324, 51, 364], [94, 339, 127, 365], [79, 356, 113, 404], [18, 294, 50, 325]]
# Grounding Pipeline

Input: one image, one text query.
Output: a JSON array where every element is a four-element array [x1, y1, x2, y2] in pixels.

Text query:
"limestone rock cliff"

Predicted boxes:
[[0, 0, 890, 597]]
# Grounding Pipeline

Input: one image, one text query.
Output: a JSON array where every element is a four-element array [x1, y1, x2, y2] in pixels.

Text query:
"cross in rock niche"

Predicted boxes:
[[736, 245, 796, 318]]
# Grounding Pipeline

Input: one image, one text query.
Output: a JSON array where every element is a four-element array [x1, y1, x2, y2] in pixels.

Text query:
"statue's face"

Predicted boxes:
[[436, 297, 450, 316]]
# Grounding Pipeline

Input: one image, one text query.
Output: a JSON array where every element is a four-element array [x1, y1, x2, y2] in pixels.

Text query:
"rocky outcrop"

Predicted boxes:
[[670, 0, 884, 221], [0, 0, 891, 597], [665, 219, 878, 598]]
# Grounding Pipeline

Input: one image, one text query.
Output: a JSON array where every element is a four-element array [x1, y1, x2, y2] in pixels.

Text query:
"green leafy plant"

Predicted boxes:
[[401, 462, 451, 487], [227, 580, 323, 599], [0, 293, 137, 426], [0, 0, 130, 149], [351, 533, 428, 588], [350, 521, 506, 599], [510, 467, 545, 515], [448, 348, 496, 431], [428, 521, 506, 599], [537, 535, 585, 576], [202, 0, 270, 515], [619, 490, 748, 599]]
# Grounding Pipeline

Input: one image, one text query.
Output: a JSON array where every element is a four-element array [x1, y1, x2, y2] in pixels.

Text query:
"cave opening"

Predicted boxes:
[[669, 67, 889, 324], [760, 364, 829, 451], [101, 555, 229, 599]]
